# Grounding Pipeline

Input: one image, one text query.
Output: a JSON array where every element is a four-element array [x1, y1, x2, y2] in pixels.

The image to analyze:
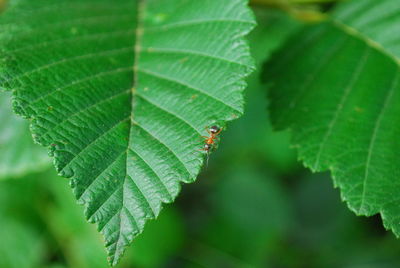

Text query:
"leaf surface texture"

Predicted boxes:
[[0, 0, 255, 264]]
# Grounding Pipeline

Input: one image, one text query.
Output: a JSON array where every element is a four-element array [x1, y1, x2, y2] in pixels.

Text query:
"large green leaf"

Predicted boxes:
[[0, 92, 50, 178], [0, 0, 255, 265], [264, 0, 400, 234]]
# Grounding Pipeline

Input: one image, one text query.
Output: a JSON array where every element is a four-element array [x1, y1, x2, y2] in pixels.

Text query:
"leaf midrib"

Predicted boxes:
[[126, 0, 145, 172], [125, 0, 196, 189], [98, 1, 146, 263], [108, 0, 146, 262]]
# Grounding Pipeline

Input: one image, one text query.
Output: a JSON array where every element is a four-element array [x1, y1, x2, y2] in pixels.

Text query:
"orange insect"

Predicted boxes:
[[200, 125, 222, 166]]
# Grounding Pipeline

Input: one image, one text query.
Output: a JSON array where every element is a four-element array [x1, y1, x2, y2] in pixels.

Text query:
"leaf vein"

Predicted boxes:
[[146, 18, 254, 32], [5, 29, 136, 54], [8, 46, 133, 84], [142, 47, 251, 68], [137, 68, 240, 113], [313, 45, 370, 170], [27, 66, 132, 107], [129, 148, 173, 201], [136, 93, 201, 136], [39, 89, 130, 139], [60, 116, 130, 173], [133, 122, 192, 177], [87, 182, 123, 220], [359, 70, 400, 213], [77, 149, 127, 202]]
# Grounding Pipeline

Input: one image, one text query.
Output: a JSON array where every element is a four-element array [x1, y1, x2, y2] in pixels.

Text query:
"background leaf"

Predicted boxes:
[[0, 92, 50, 179], [264, 0, 400, 235], [0, 0, 255, 264]]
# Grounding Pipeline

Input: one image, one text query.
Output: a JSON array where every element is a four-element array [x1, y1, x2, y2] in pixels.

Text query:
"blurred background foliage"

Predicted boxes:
[[2, 4, 400, 268], [0, 92, 51, 179]]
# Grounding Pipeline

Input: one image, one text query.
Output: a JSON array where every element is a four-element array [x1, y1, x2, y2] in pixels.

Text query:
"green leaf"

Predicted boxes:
[[0, 92, 50, 178], [264, 0, 400, 235], [0, 0, 255, 265]]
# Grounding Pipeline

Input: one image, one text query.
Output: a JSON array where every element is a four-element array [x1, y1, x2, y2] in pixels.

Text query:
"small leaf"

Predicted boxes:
[[264, 0, 400, 235], [0, 0, 255, 264], [0, 92, 50, 178]]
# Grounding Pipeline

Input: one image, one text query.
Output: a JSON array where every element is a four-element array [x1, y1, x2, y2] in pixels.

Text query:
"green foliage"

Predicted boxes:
[[0, 218, 44, 268], [2, 0, 400, 266], [0, 0, 255, 264], [0, 168, 187, 268], [265, 0, 400, 235], [0, 92, 50, 178]]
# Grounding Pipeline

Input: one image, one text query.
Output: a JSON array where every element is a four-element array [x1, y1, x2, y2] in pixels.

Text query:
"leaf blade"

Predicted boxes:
[[0, 0, 255, 264], [264, 0, 400, 235]]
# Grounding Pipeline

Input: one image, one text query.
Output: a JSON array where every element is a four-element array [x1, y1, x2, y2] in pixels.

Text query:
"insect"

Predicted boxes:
[[200, 125, 222, 166]]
